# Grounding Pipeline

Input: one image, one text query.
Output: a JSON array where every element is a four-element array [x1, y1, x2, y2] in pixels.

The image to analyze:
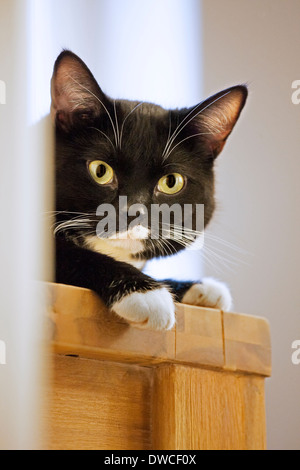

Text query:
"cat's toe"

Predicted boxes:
[[112, 287, 175, 330], [181, 277, 232, 311]]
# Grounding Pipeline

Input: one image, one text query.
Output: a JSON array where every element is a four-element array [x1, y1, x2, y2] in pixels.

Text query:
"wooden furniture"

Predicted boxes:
[[44, 283, 271, 450]]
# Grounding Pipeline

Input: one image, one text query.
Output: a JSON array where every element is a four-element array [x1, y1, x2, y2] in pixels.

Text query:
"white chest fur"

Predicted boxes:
[[84, 236, 146, 270]]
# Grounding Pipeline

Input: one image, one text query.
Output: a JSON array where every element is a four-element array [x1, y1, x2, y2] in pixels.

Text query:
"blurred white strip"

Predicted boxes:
[[0, 0, 52, 449], [98, 0, 202, 108]]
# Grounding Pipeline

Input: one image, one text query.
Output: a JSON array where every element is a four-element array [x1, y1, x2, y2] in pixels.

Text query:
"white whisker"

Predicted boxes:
[[204, 232, 250, 255], [161, 111, 173, 159], [119, 101, 144, 149], [163, 132, 207, 158], [162, 91, 231, 161], [114, 100, 121, 148], [68, 74, 119, 148], [162, 102, 201, 160], [89, 127, 115, 151]]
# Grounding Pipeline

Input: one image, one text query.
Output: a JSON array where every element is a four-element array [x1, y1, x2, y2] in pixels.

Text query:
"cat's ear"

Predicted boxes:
[[51, 50, 105, 131], [187, 85, 248, 159]]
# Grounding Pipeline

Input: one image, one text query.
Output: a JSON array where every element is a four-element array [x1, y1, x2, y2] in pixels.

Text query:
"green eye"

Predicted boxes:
[[157, 173, 185, 195], [89, 160, 114, 185]]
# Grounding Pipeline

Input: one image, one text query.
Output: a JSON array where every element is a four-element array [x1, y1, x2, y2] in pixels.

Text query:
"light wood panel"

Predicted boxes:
[[43, 283, 272, 450], [46, 355, 152, 450], [152, 365, 266, 450], [46, 283, 271, 375], [223, 311, 271, 375]]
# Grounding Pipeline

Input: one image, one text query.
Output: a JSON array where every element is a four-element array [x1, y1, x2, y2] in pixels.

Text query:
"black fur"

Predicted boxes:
[[52, 50, 247, 315]]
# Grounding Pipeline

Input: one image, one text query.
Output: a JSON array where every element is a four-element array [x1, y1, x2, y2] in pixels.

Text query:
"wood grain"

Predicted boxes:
[[223, 311, 271, 375], [175, 303, 224, 367], [46, 355, 152, 450], [152, 365, 266, 450], [42, 283, 271, 450], [45, 283, 271, 375]]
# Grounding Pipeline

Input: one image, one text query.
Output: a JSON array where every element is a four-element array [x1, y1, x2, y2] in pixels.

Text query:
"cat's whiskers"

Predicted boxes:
[[161, 223, 248, 272], [54, 221, 92, 236], [113, 100, 121, 148], [162, 91, 231, 161], [47, 210, 93, 228], [162, 102, 201, 160], [158, 238, 174, 257], [204, 232, 248, 254], [119, 101, 144, 150], [201, 245, 238, 274], [46, 210, 93, 217], [68, 75, 119, 149], [146, 223, 200, 256], [161, 112, 173, 159], [163, 132, 208, 158], [89, 127, 115, 151], [53, 213, 97, 236], [160, 222, 201, 241], [158, 223, 242, 272]]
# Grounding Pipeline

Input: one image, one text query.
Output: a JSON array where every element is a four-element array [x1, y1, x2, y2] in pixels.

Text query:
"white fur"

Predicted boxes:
[[84, 226, 149, 269], [112, 287, 175, 330], [85, 235, 146, 269], [181, 277, 232, 311]]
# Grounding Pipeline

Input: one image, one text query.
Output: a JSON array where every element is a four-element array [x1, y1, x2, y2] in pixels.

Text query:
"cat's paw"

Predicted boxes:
[[112, 287, 175, 330], [181, 277, 232, 311]]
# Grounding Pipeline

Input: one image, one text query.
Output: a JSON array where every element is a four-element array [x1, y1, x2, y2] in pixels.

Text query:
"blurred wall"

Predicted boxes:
[[202, 0, 300, 450], [0, 0, 52, 449]]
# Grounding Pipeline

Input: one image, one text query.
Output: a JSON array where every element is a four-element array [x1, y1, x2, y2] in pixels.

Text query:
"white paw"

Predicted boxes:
[[181, 277, 232, 311], [112, 287, 175, 330]]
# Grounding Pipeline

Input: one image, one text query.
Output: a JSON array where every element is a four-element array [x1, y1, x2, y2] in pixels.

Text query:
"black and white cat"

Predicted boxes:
[[51, 51, 247, 330]]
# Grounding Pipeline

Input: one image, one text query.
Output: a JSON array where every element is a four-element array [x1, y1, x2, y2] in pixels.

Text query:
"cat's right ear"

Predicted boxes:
[[51, 50, 105, 132]]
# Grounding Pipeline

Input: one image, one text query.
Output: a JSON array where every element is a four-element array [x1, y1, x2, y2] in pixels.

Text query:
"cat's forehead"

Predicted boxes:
[[119, 99, 168, 119]]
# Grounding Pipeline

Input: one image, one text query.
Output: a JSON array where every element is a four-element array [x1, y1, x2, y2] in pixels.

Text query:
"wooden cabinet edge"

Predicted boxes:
[[45, 282, 271, 377]]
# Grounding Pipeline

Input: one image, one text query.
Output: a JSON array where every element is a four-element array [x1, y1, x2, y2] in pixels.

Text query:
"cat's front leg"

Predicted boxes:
[[56, 238, 175, 330], [164, 278, 232, 311]]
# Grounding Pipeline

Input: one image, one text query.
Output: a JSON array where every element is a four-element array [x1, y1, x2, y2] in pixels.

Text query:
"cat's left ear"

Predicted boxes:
[[186, 85, 248, 159], [51, 50, 106, 131]]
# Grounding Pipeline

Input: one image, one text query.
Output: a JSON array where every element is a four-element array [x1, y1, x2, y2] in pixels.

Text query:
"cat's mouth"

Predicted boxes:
[[108, 225, 150, 241]]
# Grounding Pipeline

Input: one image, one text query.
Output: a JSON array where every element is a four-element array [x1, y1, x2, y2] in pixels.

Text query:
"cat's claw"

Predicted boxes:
[[112, 287, 175, 330], [182, 277, 232, 311]]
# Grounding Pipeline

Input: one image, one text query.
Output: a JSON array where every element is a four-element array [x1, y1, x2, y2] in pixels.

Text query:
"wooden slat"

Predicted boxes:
[[175, 303, 224, 367], [45, 355, 152, 450], [47, 283, 175, 365], [46, 283, 271, 376], [152, 365, 266, 450], [223, 312, 271, 376]]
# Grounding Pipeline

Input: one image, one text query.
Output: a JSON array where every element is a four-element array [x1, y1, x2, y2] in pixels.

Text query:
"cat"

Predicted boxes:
[[51, 50, 247, 330]]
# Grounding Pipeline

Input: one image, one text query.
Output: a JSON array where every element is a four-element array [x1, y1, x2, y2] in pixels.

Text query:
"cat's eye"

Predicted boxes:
[[157, 173, 185, 195], [88, 160, 114, 185]]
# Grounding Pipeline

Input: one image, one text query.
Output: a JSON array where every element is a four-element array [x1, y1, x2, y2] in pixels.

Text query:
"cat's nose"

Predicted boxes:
[[128, 194, 149, 207], [127, 203, 148, 226]]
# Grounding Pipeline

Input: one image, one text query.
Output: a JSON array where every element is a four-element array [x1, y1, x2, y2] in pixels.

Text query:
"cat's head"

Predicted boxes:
[[51, 50, 247, 260]]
